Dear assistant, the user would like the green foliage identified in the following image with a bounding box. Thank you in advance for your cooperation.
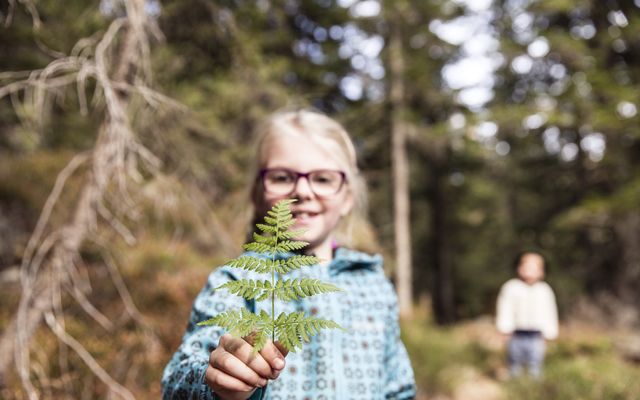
[198,200,344,352]
[403,316,640,399]
[273,311,342,352]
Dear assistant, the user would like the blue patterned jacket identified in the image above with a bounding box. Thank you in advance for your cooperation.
[162,248,416,400]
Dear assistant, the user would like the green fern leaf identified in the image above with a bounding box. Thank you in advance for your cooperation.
[266,257,316,274]
[197,308,266,338]
[284,255,320,270]
[272,279,342,301]
[199,199,344,354]
[217,279,271,300]
[227,256,268,272]
[276,240,308,253]
[197,309,242,330]
[243,242,274,253]
[277,218,296,230]
[273,312,344,352]
[256,223,276,233]
[252,232,277,246]
[277,228,305,240]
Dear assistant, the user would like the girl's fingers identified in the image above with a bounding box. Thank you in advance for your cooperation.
[205,365,256,394]
[259,341,287,378]
[274,341,289,359]
[220,334,274,379]
[211,350,268,388]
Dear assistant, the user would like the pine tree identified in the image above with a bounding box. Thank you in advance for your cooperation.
[198,199,344,352]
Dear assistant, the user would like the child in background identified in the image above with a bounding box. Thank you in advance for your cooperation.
[162,109,416,399]
[496,251,559,379]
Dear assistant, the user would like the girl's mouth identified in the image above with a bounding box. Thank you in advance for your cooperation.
[292,211,319,222]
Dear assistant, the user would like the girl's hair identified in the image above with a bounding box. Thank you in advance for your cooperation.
[247,108,378,252]
[512,250,548,271]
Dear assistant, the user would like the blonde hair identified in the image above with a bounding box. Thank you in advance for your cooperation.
[248,108,378,252]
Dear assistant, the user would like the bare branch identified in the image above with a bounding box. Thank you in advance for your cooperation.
[1,0,17,27]
[97,201,137,246]
[17,0,41,30]
[43,312,135,400]
[103,252,146,324]
[0,2,184,398]
[21,153,89,277]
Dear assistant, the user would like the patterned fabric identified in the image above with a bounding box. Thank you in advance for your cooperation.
[162,248,416,400]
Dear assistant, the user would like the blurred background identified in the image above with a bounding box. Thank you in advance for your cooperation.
[1,0,639,398]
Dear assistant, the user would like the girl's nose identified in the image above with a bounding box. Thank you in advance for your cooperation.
[292,175,314,199]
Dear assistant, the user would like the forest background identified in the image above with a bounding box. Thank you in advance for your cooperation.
[1,0,640,399]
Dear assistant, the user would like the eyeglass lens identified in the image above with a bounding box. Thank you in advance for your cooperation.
[263,169,344,196]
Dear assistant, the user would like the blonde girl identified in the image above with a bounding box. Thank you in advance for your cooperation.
[162,109,416,400]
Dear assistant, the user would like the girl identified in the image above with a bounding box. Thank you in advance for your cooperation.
[162,109,416,400]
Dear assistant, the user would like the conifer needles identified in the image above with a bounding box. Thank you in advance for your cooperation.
[198,199,344,352]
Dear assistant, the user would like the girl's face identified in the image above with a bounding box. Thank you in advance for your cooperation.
[517,254,545,284]
[255,132,354,257]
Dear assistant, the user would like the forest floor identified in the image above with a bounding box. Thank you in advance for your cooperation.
[404,310,640,400]
[2,237,640,399]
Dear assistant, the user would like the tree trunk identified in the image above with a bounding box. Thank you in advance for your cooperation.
[389,13,413,319]
[430,147,456,324]
[614,212,640,307]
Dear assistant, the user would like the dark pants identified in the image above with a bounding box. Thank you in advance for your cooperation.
[508,330,545,378]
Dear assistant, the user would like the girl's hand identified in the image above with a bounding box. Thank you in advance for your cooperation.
[205,333,288,400]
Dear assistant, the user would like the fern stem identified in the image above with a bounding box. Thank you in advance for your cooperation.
[272,214,278,343]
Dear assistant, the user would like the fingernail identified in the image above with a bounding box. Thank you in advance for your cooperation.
[274,358,285,370]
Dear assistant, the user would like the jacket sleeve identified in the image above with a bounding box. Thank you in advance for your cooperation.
[382,282,416,399]
[161,267,266,400]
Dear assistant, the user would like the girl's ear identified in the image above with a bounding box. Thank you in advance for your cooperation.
[340,190,354,217]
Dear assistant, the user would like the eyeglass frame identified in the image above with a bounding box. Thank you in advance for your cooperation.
[257,168,348,198]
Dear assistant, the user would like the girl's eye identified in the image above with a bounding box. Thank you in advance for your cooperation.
[311,172,338,185]
[268,172,294,183]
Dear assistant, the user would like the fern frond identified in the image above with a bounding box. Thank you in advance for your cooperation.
[263,255,319,274]
[264,259,286,274]
[227,256,268,272]
[277,228,304,240]
[256,223,276,233]
[276,240,308,253]
[274,312,344,352]
[247,311,273,353]
[199,199,345,355]
[197,308,264,337]
[197,309,243,330]
[273,279,342,301]
[243,242,273,253]
[252,232,277,246]
[277,218,296,231]
[272,200,295,225]
[198,310,274,352]
[272,199,294,214]
[232,308,266,337]
[284,255,320,270]
[226,255,319,276]
[216,279,272,300]
[266,209,278,218]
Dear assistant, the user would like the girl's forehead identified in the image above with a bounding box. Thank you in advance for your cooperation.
[262,133,346,170]
[521,254,544,266]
